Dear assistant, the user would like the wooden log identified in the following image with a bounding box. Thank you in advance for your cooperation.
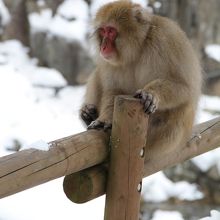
[104,96,148,220]
[63,164,108,204]
[0,130,109,199]
[63,116,220,203]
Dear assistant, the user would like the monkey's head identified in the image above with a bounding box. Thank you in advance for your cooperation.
[93,1,151,66]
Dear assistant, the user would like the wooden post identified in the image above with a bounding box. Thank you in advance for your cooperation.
[104,96,148,220]
[63,116,220,204]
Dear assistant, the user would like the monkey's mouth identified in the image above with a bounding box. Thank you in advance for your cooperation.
[100,51,115,60]
[100,38,115,59]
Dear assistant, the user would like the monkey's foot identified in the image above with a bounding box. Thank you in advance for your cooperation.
[134,90,157,114]
[80,104,98,126]
[88,120,112,132]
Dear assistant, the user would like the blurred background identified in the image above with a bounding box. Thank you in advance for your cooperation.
[0,0,220,219]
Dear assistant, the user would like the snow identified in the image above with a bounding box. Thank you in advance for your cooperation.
[30,67,67,87]
[205,45,220,62]
[0,39,93,220]
[192,148,220,174]
[0,0,10,27]
[190,95,220,174]
[57,0,88,21]
[29,9,52,33]
[154,1,162,9]
[29,0,89,45]
[37,0,46,7]
[142,172,203,202]
[0,178,105,220]
[195,95,219,123]
[22,140,50,151]
[151,210,184,220]
[200,210,220,220]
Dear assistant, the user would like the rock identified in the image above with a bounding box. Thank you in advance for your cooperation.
[148,0,220,50]
[140,200,220,220]
[30,31,47,65]
[163,161,200,183]
[3,0,30,46]
[164,160,220,205]
[207,165,220,181]
[30,32,93,85]
[5,139,22,152]
[202,51,220,96]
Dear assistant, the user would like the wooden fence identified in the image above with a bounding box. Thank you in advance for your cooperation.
[1,96,220,219]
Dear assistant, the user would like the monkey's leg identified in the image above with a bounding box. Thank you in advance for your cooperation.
[145,107,194,161]
[134,79,191,119]
[141,79,190,111]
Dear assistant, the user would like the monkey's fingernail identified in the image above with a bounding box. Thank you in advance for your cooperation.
[144,100,151,108]
[146,93,153,100]
[152,105,157,113]
[104,123,112,131]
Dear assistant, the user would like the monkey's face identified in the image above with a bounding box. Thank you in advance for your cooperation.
[98,25,118,62]
[93,1,151,66]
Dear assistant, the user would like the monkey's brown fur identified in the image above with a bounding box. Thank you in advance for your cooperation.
[81,1,202,157]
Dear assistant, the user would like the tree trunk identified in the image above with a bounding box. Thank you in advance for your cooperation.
[3,0,29,46]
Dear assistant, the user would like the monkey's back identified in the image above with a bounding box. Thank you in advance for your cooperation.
[144,14,202,106]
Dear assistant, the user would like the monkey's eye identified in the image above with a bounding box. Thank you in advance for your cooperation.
[108,27,116,39]
[99,28,106,37]
[99,27,117,38]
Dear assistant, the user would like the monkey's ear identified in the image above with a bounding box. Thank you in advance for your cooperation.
[132,5,151,24]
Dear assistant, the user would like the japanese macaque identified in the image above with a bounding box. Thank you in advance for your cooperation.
[80,1,202,154]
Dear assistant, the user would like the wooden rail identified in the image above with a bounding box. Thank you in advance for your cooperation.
[1,96,220,205]
[63,116,220,203]
[0,130,109,198]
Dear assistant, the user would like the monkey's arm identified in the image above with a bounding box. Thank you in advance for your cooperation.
[84,70,101,105]
[88,90,121,131]
[145,79,190,110]
[136,79,190,112]
[80,70,101,126]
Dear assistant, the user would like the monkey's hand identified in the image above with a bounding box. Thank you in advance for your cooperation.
[80,104,98,126]
[88,120,112,132]
[134,90,158,114]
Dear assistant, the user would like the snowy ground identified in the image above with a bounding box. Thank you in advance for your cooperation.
[0,40,106,220]
[1,0,220,219]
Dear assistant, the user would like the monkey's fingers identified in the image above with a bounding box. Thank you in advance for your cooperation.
[81,111,94,126]
[145,103,157,114]
[103,123,112,131]
[134,89,143,99]
[134,90,157,114]
[80,104,98,126]
[88,120,105,130]
[85,104,98,116]
[144,95,158,114]
[88,120,112,132]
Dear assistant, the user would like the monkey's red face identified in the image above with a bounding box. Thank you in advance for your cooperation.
[98,26,118,60]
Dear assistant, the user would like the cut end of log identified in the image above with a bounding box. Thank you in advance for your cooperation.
[63,164,108,203]
[63,172,93,204]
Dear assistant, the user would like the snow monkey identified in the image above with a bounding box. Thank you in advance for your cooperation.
[80,1,202,155]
